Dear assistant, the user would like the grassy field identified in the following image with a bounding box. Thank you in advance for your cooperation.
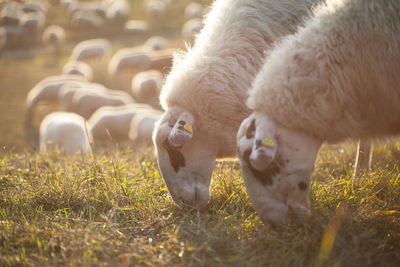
[1,0,400,266]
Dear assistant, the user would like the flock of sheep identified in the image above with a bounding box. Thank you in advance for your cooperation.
[153,0,400,228]
[7,0,400,229]
[18,0,205,154]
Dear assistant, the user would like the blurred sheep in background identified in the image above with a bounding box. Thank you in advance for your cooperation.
[42,25,66,55]
[129,110,162,145]
[70,38,112,62]
[107,47,151,76]
[58,82,107,111]
[71,88,134,119]
[131,69,163,107]
[144,36,168,51]
[124,20,149,35]
[184,2,203,20]
[25,74,88,130]
[181,18,202,44]
[62,61,94,82]
[88,103,154,144]
[39,112,92,155]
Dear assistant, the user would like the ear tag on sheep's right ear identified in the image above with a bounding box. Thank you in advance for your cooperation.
[261,137,275,148]
[183,123,193,134]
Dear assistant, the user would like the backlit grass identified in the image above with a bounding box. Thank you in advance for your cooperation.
[1,143,399,266]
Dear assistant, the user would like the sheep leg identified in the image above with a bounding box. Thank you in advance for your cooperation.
[353,140,373,178]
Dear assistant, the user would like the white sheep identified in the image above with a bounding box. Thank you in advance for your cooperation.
[184,2,203,20]
[20,11,45,32]
[124,20,149,35]
[129,110,162,145]
[181,18,202,44]
[153,0,319,208]
[148,48,174,74]
[70,9,103,29]
[144,36,168,51]
[39,112,92,155]
[42,25,66,55]
[70,38,112,62]
[71,88,135,119]
[62,61,93,82]
[131,70,163,106]
[25,74,87,129]
[107,47,151,76]
[105,0,130,21]
[237,0,400,228]
[58,82,107,111]
[88,103,153,144]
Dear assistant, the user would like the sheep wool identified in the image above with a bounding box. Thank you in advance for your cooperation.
[249,0,400,143]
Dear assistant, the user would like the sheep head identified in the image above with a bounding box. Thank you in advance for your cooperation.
[153,106,217,209]
[237,112,321,229]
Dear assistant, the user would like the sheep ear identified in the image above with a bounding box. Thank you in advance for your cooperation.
[168,111,194,147]
[249,115,278,171]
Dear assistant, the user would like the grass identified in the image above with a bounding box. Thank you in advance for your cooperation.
[1,0,400,266]
[0,143,400,266]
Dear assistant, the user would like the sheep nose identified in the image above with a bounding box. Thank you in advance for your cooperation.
[178,185,209,209]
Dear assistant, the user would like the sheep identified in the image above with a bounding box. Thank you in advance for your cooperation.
[1,3,22,26]
[144,0,167,22]
[184,2,203,20]
[148,48,174,74]
[236,0,400,228]
[131,70,163,107]
[70,9,103,29]
[20,11,45,32]
[153,0,319,209]
[181,18,202,44]
[62,61,93,82]
[144,36,168,51]
[70,38,112,62]
[71,88,135,119]
[107,47,152,76]
[105,0,130,21]
[58,82,107,111]
[124,20,149,35]
[39,112,92,155]
[129,110,162,145]
[25,74,87,129]
[42,25,66,55]
[87,103,154,144]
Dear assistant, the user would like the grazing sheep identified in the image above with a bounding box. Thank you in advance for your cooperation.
[181,18,202,43]
[71,88,135,119]
[145,36,168,51]
[20,11,45,32]
[129,111,162,145]
[148,48,174,74]
[70,9,103,29]
[23,1,48,14]
[70,38,112,62]
[88,103,154,144]
[58,82,107,111]
[25,75,87,129]
[153,0,319,208]
[184,2,203,20]
[131,70,163,106]
[62,61,93,82]
[108,47,151,76]
[144,0,167,22]
[105,0,130,21]
[42,25,66,55]
[237,0,400,228]
[39,112,92,155]
[1,3,22,26]
[124,20,149,34]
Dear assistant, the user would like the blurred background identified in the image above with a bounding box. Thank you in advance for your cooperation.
[0,0,212,154]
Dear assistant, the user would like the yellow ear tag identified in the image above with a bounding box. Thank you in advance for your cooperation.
[261,137,275,148]
[183,123,193,134]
